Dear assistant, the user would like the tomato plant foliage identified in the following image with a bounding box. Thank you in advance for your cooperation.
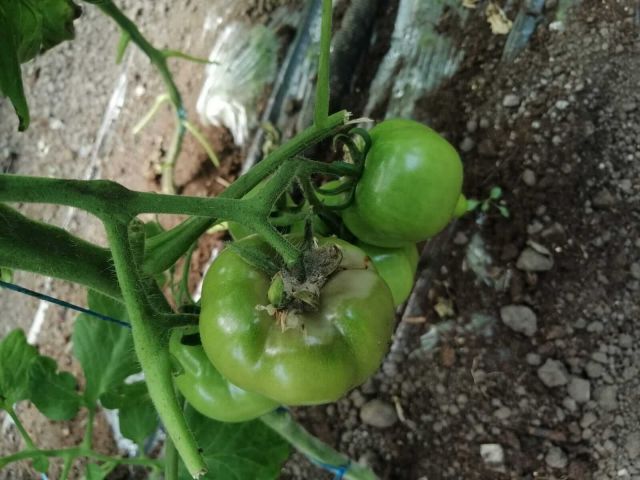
[178,407,290,480]
[0,0,468,476]
[0,0,80,130]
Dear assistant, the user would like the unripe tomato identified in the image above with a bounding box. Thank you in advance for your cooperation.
[343,119,463,247]
[169,326,279,422]
[199,236,395,406]
[357,242,419,306]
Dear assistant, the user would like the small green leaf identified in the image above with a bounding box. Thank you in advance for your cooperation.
[11,0,44,63]
[178,406,290,480]
[0,0,80,131]
[481,201,490,213]
[0,12,30,131]
[119,397,158,450]
[489,186,503,200]
[0,329,38,407]
[100,381,147,409]
[72,291,138,406]
[465,199,480,211]
[29,355,81,420]
[32,456,49,474]
[39,0,81,53]
[497,205,510,218]
[101,382,158,450]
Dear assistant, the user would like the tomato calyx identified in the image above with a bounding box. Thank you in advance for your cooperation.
[264,241,343,317]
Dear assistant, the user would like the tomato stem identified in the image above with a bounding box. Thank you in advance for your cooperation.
[87,0,186,193]
[164,431,180,480]
[5,406,37,451]
[142,110,349,275]
[0,204,121,300]
[314,0,333,127]
[0,447,163,471]
[105,220,206,478]
[261,409,378,480]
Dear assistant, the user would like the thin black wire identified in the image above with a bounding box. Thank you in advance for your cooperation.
[0,280,131,329]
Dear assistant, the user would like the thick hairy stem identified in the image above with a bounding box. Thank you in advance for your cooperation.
[261,410,378,480]
[0,204,120,300]
[0,176,134,220]
[106,221,205,478]
[164,426,179,480]
[143,110,350,275]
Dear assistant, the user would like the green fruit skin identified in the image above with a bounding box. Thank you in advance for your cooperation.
[169,326,279,422]
[199,236,396,406]
[358,242,419,306]
[453,193,468,218]
[343,119,463,247]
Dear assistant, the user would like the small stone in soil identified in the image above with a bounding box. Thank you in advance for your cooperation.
[625,432,640,459]
[580,412,597,429]
[360,400,398,428]
[538,359,569,387]
[592,188,616,208]
[618,333,633,349]
[454,231,469,245]
[567,376,591,403]
[503,94,521,107]
[460,137,475,152]
[545,446,568,469]
[480,444,505,465]
[593,385,618,412]
[585,361,605,378]
[630,262,640,280]
[500,305,538,337]
[586,321,604,333]
[526,352,542,366]
[522,169,536,186]
[516,248,554,272]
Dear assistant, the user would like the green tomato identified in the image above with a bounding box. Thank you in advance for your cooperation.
[358,242,419,306]
[199,236,395,406]
[169,326,279,422]
[453,193,468,218]
[343,119,463,247]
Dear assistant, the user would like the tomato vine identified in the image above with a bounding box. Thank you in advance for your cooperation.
[0,0,467,478]
[0,0,382,478]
